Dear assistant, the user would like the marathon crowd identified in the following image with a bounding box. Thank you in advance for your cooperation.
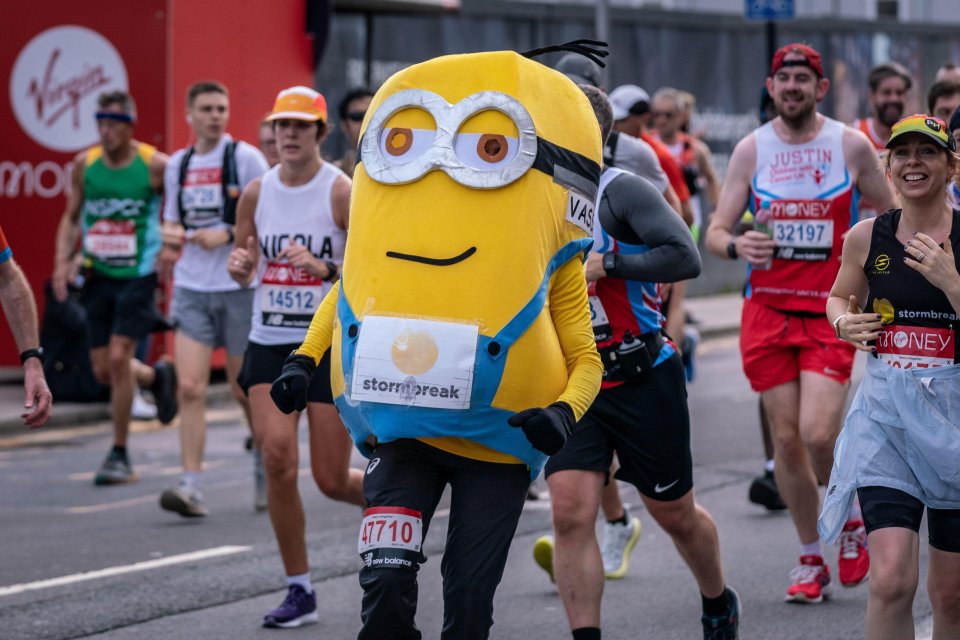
[4,40,958,640]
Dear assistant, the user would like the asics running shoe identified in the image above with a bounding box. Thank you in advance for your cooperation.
[838,519,869,587]
[785,555,832,604]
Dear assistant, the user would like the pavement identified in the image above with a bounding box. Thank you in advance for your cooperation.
[0,292,744,434]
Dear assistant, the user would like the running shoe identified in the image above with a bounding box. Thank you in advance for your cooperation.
[533,535,555,583]
[150,361,179,425]
[94,449,136,485]
[701,587,741,640]
[748,470,787,511]
[253,446,268,512]
[785,555,832,603]
[131,390,158,420]
[838,519,869,587]
[602,516,642,579]
[159,482,208,517]
[262,584,319,628]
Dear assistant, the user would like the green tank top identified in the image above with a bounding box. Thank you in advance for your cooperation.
[81,144,161,279]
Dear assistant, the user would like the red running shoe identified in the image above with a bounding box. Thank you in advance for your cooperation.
[838,519,870,587]
[785,555,832,604]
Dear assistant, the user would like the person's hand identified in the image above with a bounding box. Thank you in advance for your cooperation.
[155,245,179,283]
[584,251,605,283]
[734,230,776,267]
[904,232,960,293]
[837,294,882,352]
[22,360,52,429]
[162,224,186,248]
[190,228,230,250]
[507,402,575,455]
[228,236,257,285]
[51,262,72,303]
[278,239,327,279]
[270,353,316,414]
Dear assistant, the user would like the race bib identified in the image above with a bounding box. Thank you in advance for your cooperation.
[358,507,423,555]
[85,219,136,259]
[771,199,833,261]
[350,316,478,410]
[182,167,223,226]
[258,261,327,329]
[566,189,594,234]
[589,295,612,342]
[875,325,955,369]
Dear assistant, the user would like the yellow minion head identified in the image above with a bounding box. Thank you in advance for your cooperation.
[343,50,602,332]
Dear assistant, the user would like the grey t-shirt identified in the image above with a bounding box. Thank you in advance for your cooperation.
[604,131,669,195]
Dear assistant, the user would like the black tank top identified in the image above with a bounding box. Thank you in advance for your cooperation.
[864,209,960,367]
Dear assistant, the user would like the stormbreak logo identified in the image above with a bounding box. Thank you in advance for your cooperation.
[873,253,891,273]
[10,26,129,152]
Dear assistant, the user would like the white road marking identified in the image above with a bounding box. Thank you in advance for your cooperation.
[0,545,250,597]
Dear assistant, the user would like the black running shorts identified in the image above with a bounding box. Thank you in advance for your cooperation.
[238,342,333,404]
[81,271,164,348]
[545,352,693,502]
[858,486,960,553]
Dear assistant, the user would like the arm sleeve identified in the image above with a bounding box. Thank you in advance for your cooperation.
[602,174,701,283]
[295,281,340,364]
[162,153,181,223]
[549,257,603,421]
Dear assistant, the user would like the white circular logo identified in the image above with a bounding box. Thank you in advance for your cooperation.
[893,331,908,348]
[785,202,798,217]
[9,25,128,153]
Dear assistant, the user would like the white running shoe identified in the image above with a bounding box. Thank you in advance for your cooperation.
[131,391,158,420]
[602,516,642,579]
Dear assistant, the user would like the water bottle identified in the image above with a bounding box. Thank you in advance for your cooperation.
[616,331,651,379]
[754,199,774,270]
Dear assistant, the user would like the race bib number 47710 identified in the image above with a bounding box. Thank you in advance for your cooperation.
[358,507,423,556]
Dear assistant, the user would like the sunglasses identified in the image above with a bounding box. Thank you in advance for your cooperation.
[346,111,367,122]
[651,111,678,119]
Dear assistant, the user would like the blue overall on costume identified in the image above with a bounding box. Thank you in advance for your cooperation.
[333,238,592,479]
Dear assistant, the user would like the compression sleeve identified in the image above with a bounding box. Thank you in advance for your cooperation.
[549,257,603,421]
[295,281,340,364]
[600,173,701,283]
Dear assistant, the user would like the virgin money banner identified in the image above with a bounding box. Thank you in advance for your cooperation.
[0,3,165,366]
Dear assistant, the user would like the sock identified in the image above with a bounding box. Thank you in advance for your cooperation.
[111,445,127,457]
[800,540,823,558]
[764,459,775,473]
[607,508,629,527]
[701,587,730,617]
[572,628,601,640]
[182,471,201,488]
[287,572,313,593]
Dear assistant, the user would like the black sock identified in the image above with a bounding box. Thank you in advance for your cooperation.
[111,445,128,457]
[572,628,601,640]
[606,508,628,526]
[702,587,730,617]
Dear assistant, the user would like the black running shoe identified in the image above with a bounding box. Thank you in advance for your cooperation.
[151,361,178,425]
[749,470,787,511]
[702,587,741,639]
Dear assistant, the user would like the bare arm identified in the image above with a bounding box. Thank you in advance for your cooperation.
[704,133,774,266]
[148,149,168,193]
[227,178,261,287]
[331,174,351,231]
[52,152,86,302]
[845,128,895,213]
[694,139,721,207]
[0,258,52,427]
[827,219,881,351]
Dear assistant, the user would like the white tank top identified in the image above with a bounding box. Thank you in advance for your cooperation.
[249,163,347,345]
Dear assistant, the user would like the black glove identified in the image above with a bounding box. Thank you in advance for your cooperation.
[507,401,575,455]
[270,353,316,414]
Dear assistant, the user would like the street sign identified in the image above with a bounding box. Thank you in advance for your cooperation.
[745,0,794,20]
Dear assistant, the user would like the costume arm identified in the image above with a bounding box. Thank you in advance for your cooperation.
[550,258,602,421]
[295,282,340,365]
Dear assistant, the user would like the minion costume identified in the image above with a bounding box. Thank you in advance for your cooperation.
[270,50,603,638]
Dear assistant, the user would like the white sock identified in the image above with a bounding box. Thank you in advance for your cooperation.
[764,459,775,473]
[182,471,201,489]
[800,540,823,558]
[287,572,314,593]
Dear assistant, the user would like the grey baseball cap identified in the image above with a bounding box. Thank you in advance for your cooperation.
[554,53,603,88]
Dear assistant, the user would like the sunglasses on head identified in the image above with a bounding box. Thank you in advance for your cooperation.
[346,111,366,122]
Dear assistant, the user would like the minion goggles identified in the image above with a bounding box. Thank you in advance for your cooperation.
[358,89,601,199]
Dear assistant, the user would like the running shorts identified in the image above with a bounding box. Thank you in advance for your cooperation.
[238,342,333,404]
[82,271,164,348]
[170,287,253,356]
[858,486,960,553]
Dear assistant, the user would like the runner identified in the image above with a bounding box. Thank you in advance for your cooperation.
[927,79,960,125]
[158,81,269,517]
[333,88,373,179]
[536,84,739,640]
[52,90,177,484]
[0,225,52,428]
[820,114,960,639]
[259,117,281,167]
[705,43,896,603]
[852,63,912,152]
[935,61,960,83]
[227,85,363,628]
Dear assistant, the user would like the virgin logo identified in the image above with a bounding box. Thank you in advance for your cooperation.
[10,25,128,153]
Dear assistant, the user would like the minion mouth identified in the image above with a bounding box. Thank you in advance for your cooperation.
[385,247,477,266]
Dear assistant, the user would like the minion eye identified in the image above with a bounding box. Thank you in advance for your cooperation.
[379,127,436,165]
[454,132,518,170]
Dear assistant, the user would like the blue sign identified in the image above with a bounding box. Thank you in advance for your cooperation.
[745,0,794,19]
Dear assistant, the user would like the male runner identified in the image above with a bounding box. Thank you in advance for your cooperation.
[258,118,280,168]
[928,79,960,124]
[333,88,373,179]
[852,62,912,152]
[705,43,896,602]
[53,91,177,484]
[541,84,739,640]
[1,226,52,428]
[158,81,269,517]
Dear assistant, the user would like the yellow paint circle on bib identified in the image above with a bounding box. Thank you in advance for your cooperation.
[391,330,439,375]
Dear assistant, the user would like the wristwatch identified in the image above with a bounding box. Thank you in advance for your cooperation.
[726,240,738,260]
[19,347,44,365]
[323,260,340,282]
[602,251,620,277]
